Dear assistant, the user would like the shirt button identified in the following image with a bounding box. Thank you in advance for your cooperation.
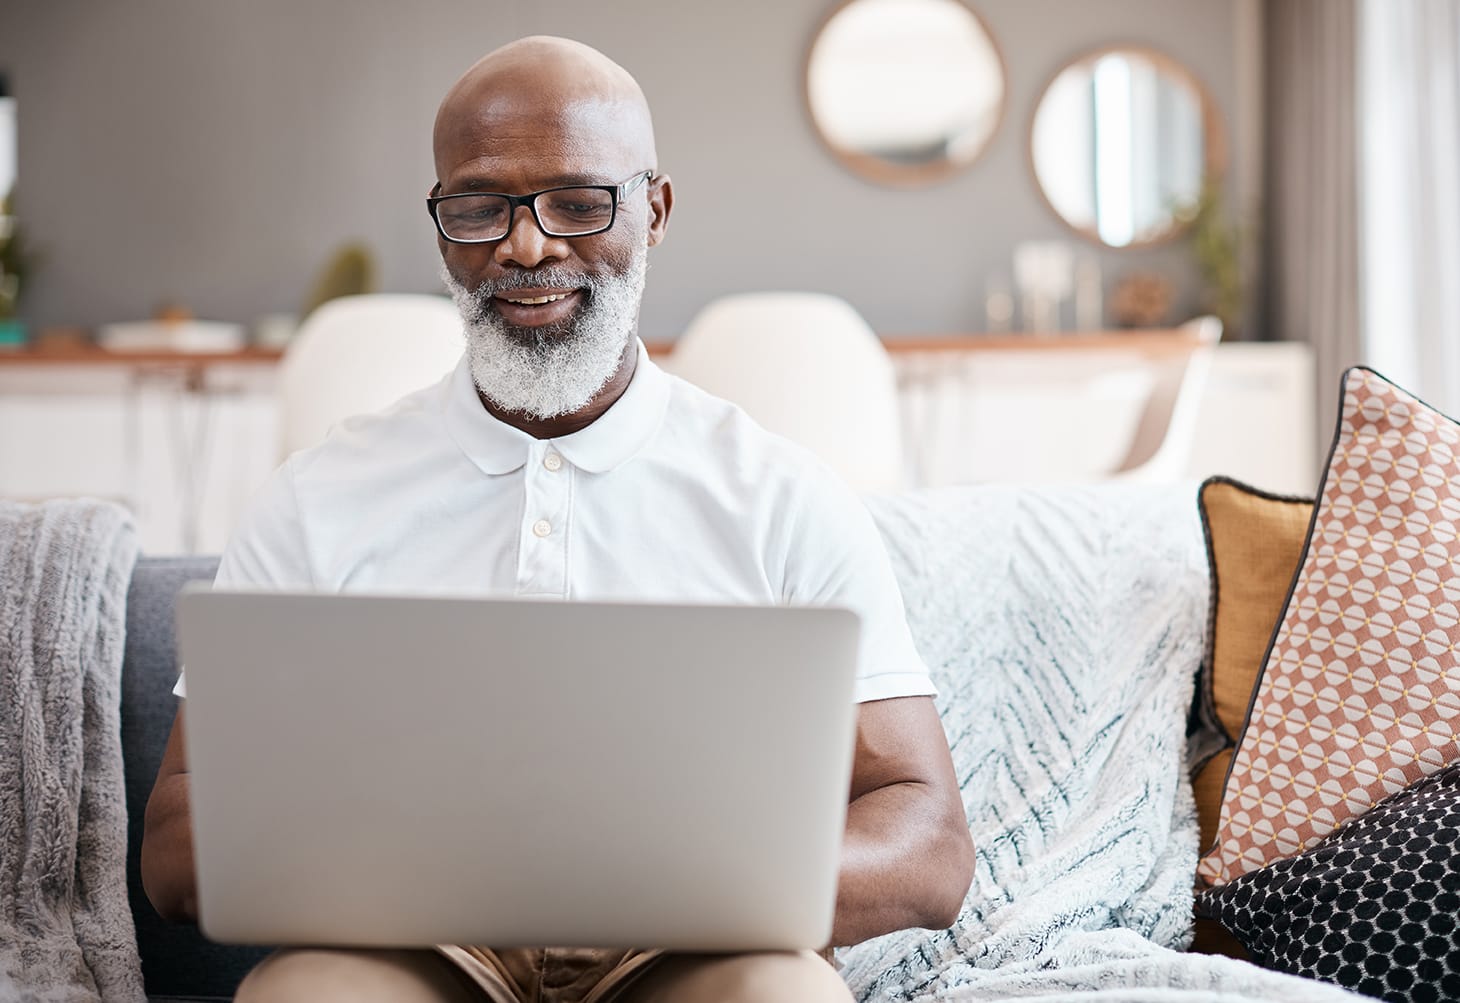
[532,519,552,538]
[543,452,563,472]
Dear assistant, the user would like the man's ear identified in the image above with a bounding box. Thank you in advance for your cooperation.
[646,174,673,247]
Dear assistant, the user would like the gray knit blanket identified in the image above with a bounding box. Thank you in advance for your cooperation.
[0,500,144,1002]
[843,485,1360,1003]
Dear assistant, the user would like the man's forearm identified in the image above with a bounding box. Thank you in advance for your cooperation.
[141,774,199,923]
[831,780,975,946]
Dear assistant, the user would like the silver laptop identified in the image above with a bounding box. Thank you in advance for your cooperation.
[176,588,861,951]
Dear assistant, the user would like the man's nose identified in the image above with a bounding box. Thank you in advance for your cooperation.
[493,205,569,269]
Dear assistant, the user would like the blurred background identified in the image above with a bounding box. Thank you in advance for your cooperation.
[0,0,1454,552]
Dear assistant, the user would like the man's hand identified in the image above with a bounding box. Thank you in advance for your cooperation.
[141,705,199,922]
[833,695,974,946]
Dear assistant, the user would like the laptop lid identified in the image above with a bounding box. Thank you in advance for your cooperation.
[177,589,860,951]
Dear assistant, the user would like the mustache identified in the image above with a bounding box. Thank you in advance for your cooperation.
[473,268,601,299]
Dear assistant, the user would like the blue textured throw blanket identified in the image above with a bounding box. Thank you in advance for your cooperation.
[842,485,1360,1003]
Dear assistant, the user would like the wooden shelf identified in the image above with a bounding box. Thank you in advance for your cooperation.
[0,344,286,367]
[1,328,1198,367]
[644,328,1203,358]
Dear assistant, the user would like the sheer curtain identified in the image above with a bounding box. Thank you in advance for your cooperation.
[1360,0,1460,415]
[1265,0,1363,455]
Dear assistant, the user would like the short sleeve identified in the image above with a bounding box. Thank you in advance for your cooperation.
[173,459,312,697]
[780,473,935,705]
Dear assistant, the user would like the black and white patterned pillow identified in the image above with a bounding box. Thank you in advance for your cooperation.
[1196,760,1460,1003]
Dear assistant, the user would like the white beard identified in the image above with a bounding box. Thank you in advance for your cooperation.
[440,248,647,420]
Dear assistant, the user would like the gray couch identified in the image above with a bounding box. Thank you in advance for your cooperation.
[122,556,268,1001]
[114,488,1277,1001]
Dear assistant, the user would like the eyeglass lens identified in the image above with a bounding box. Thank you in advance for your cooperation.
[437,188,615,241]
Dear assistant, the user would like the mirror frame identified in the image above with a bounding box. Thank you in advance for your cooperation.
[1027,43,1228,249]
[804,0,1009,189]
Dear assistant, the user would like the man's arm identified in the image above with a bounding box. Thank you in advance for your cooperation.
[832,695,974,946]
[141,705,199,922]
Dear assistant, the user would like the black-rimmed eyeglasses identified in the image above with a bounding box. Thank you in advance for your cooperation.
[427,171,653,244]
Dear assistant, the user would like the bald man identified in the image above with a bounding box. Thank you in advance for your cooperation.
[141,37,975,1003]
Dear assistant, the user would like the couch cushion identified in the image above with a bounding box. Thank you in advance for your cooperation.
[122,556,271,998]
[1197,368,1460,887]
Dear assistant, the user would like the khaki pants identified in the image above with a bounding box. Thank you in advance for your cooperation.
[235,945,852,1003]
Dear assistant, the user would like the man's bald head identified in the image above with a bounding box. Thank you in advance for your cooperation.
[433,36,657,184]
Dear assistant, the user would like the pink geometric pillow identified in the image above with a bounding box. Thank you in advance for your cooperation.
[1197,367,1460,887]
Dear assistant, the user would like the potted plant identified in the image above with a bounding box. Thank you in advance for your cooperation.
[1177,182,1248,338]
[0,189,33,347]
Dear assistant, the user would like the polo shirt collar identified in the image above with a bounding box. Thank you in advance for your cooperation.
[444,339,670,476]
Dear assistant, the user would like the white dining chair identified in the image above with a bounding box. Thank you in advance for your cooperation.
[277,294,464,458]
[663,292,905,492]
[1107,315,1223,481]
[899,316,1222,486]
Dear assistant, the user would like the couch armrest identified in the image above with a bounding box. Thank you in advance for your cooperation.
[121,556,271,998]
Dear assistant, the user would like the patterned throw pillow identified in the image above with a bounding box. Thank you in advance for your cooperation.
[1196,761,1460,1003]
[1197,368,1460,887]
[1191,477,1314,854]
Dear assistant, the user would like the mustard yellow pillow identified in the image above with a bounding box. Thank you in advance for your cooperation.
[1192,477,1313,855]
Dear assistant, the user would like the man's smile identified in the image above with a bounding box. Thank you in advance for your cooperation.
[491,287,584,327]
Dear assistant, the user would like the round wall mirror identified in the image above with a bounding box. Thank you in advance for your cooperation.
[806,0,1006,188]
[1030,46,1225,248]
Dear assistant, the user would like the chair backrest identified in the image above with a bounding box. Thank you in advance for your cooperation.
[664,292,904,492]
[1110,315,1222,481]
[898,317,1222,486]
[278,294,464,457]
[905,355,1156,484]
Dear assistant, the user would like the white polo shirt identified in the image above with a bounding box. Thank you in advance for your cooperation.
[177,341,933,704]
